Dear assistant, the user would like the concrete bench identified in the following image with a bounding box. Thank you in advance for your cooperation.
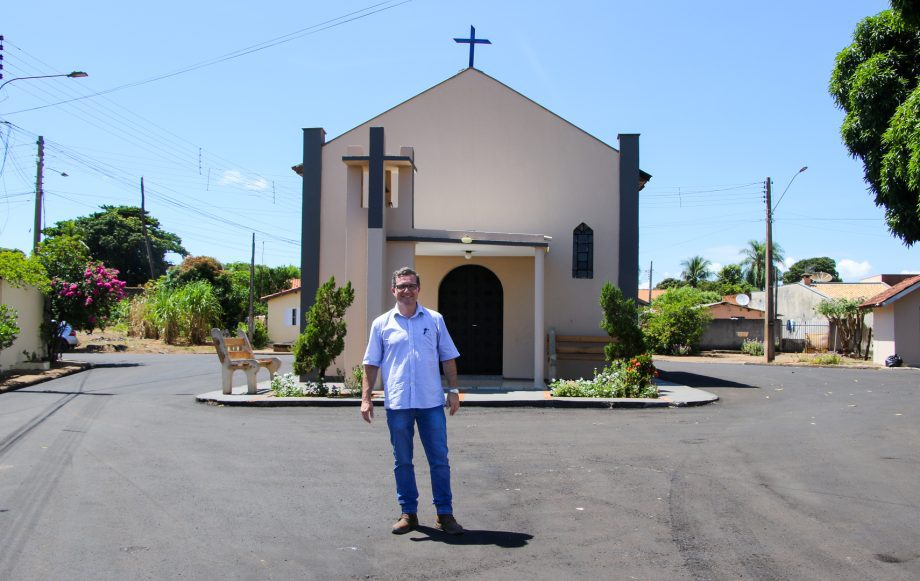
[211,328,281,395]
[547,328,616,379]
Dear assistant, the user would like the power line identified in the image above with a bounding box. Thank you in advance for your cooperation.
[3,0,413,115]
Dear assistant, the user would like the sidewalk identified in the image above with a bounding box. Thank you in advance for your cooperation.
[0,359,718,407]
[195,379,718,408]
[0,362,91,394]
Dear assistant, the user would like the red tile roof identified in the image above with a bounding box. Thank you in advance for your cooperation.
[260,278,303,301]
[860,275,920,308]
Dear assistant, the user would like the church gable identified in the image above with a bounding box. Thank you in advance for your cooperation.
[325,69,622,235]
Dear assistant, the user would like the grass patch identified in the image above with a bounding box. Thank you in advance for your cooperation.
[797,353,842,365]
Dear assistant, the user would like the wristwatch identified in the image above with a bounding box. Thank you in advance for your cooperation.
[447,388,459,394]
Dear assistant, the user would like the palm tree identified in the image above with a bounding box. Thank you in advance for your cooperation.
[739,240,784,290]
[680,255,713,287]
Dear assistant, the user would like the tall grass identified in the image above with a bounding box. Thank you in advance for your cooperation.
[179,281,222,343]
[130,281,222,344]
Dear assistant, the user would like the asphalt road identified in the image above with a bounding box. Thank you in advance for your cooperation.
[0,353,917,580]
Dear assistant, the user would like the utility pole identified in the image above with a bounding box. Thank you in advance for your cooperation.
[248,233,255,341]
[33,136,44,253]
[140,177,156,280]
[764,177,775,362]
[648,261,653,304]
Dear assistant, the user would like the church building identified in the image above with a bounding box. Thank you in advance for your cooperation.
[292,66,649,385]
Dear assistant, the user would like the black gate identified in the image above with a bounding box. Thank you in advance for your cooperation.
[438,265,503,375]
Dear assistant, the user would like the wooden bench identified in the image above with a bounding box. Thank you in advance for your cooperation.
[211,328,282,395]
[546,328,617,379]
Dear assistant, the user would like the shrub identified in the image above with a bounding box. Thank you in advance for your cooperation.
[270,372,304,397]
[45,261,127,360]
[550,354,659,398]
[342,364,364,397]
[236,319,270,349]
[0,304,20,351]
[741,338,764,356]
[641,286,713,355]
[293,277,355,384]
[599,282,645,361]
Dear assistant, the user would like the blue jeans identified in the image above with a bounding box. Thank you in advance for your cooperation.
[386,405,453,515]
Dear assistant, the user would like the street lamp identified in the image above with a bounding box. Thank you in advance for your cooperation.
[0,70,89,252]
[773,166,808,212]
[0,71,88,92]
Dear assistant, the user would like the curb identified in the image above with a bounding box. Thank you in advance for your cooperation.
[195,385,719,409]
[0,362,92,394]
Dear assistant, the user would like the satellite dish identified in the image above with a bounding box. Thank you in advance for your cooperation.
[735,293,751,306]
[812,271,833,283]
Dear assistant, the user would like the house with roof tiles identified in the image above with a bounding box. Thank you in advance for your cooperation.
[860,275,920,367]
[751,276,891,352]
[261,278,301,346]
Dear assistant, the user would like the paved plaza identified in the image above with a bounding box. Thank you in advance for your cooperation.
[0,353,918,580]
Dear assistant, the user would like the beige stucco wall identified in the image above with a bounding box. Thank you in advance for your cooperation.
[872,290,920,367]
[316,69,623,377]
[0,281,46,369]
[415,256,535,378]
[893,292,920,366]
[265,292,301,344]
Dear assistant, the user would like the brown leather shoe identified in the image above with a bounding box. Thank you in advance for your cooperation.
[392,513,418,534]
[435,514,465,535]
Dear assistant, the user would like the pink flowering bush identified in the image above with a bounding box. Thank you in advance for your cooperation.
[49,262,127,333]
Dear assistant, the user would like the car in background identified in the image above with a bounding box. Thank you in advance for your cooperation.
[58,322,79,352]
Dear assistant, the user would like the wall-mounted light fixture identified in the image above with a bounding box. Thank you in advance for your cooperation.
[464,250,473,260]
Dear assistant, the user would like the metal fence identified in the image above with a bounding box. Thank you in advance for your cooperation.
[780,321,830,352]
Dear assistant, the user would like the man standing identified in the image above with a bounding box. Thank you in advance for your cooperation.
[361,267,464,535]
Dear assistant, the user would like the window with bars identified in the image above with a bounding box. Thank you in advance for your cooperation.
[572,223,593,279]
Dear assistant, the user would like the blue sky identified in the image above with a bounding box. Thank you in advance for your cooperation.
[1,0,915,286]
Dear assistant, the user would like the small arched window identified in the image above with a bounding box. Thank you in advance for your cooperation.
[572,223,593,279]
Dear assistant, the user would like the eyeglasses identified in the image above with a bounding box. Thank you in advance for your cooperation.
[394,283,419,291]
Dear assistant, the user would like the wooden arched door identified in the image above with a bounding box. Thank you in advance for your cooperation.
[438,265,503,375]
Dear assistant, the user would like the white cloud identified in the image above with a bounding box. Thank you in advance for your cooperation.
[708,262,723,274]
[218,170,269,191]
[837,258,872,281]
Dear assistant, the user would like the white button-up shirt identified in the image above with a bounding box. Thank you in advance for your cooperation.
[363,304,460,410]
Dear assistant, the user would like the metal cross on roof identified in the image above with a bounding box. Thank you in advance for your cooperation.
[454,25,491,69]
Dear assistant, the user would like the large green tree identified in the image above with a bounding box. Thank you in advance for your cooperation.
[830,2,920,245]
[782,257,841,284]
[43,205,187,286]
[739,240,785,290]
[224,262,300,302]
[679,255,713,288]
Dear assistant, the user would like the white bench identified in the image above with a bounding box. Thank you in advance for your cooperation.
[211,328,281,394]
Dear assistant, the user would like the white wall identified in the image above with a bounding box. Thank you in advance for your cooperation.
[0,281,46,369]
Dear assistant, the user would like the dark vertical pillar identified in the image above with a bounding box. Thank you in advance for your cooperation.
[618,134,640,302]
[300,128,325,333]
[368,127,384,229]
